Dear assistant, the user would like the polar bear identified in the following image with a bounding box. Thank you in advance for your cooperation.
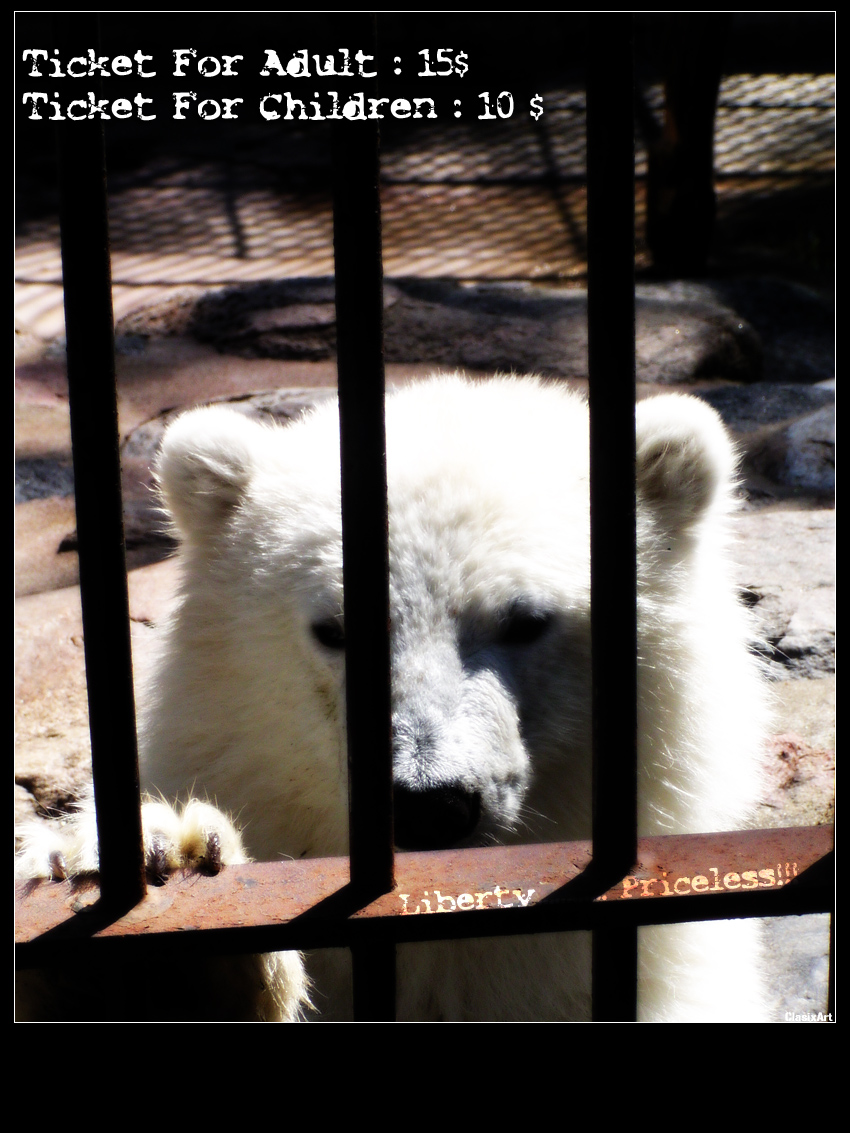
[17,375,769,1021]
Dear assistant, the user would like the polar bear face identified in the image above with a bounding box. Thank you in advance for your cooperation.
[145,375,757,865]
[380,382,594,848]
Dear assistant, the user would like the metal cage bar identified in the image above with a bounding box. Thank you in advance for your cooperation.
[331,13,396,1021]
[586,15,640,1022]
[54,12,146,913]
[16,826,833,963]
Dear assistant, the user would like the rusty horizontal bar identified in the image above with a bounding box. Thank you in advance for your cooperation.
[16,826,832,968]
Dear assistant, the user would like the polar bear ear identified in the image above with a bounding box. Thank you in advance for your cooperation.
[635,395,737,533]
[156,407,265,542]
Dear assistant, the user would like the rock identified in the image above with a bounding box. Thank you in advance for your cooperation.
[695,277,834,385]
[746,405,835,498]
[15,497,80,598]
[14,560,180,826]
[736,507,835,678]
[384,279,767,384]
[758,733,835,826]
[695,380,835,501]
[168,276,831,386]
[175,277,769,385]
[770,671,835,752]
[14,457,75,504]
[183,280,342,360]
[763,914,832,1021]
[15,585,100,821]
[696,379,834,433]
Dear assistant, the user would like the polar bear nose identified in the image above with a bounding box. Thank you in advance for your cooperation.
[393,785,482,850]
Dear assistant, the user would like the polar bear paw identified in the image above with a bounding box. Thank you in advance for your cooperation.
[16,799,312,1021]
[138,798,250,883]
[15,796,249,884]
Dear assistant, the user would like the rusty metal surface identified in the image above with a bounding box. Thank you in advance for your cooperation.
[16,826,833,967]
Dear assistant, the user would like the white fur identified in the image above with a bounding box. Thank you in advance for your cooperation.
[18,376,769,1021]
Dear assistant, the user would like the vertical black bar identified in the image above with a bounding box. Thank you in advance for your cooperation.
[331,13,396,1019]
[53,14,146,908]
[645,14,729,275]
[350,938,396,1022]
[586,16,639,1020]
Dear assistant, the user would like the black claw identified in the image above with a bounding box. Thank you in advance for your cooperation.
[147,835,170,885]
[48,850,68,881]
[202,831,222,875]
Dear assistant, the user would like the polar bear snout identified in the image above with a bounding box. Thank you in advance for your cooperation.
[393,784,482,851]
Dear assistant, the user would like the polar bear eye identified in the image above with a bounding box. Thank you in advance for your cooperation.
[497,607,554,646]
[311,619,345,650]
